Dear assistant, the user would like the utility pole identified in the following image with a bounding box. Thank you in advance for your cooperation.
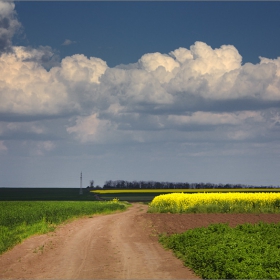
[79,172,83,195]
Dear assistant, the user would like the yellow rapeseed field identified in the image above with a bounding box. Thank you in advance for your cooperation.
[149,192,280,213]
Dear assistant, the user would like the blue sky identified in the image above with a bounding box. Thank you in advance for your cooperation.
[1,1,280,188]
[14,1,280,66]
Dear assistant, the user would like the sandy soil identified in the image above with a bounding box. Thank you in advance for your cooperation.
[1,203,280,279]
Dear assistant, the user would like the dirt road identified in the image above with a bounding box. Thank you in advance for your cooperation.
[0,203,200,279]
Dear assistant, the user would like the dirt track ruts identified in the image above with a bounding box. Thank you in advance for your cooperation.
[0,203,200,279]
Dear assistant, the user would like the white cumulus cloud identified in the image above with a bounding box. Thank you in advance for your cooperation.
[67,113,114,143]
[0,1,21,54]
[0,1,280,150]
[33,141,55,156]
[62,39,76,46]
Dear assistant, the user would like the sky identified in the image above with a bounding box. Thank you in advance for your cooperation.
[1,1,280,188]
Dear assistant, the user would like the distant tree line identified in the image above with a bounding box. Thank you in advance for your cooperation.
[87,180,102,189]
[102,180,279,189]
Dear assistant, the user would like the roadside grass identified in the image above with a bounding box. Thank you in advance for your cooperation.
[159,222,280,279]
[0,200,129,255]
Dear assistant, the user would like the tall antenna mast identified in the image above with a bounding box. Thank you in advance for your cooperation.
[79,172,83,195]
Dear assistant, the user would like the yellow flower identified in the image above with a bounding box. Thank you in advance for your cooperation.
[149,192,280,213]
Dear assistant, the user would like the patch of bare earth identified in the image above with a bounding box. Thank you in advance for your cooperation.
[1,203,280,279]
[147,211,280,235]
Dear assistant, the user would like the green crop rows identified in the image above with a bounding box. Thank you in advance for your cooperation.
[0,201,128,254]
[160,222,280,279]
